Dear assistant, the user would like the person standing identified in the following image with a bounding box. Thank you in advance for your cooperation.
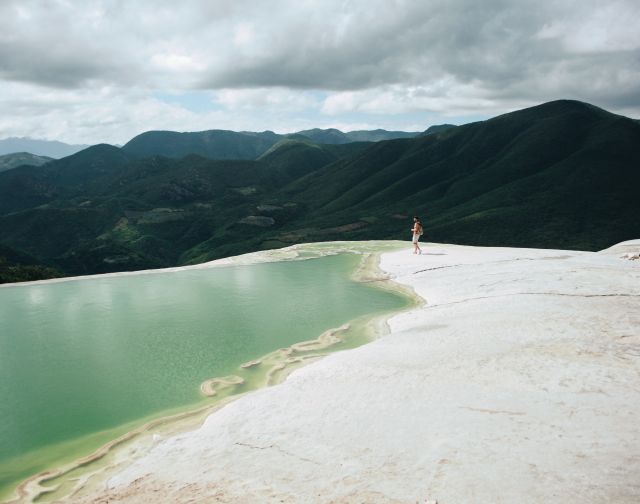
[411,216,423,254]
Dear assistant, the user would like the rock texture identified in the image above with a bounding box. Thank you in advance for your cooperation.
[76,240,640,503]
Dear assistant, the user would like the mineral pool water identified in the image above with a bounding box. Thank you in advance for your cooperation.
[0,252,409,500]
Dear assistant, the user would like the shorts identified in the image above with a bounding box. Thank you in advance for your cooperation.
[412,233,420,244]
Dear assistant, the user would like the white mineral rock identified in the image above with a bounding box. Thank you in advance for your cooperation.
[77,240,640,504]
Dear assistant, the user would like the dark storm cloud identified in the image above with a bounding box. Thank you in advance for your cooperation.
[0,1,139,88]
[197,0,640,112]
[0,44,120,88]
[206,0,538,90]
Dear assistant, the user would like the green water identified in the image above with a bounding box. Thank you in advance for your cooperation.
[0,253,408,498]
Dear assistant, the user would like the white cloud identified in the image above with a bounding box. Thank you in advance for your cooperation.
[0,0,639,144]
[233,23,256,47]
[150,52,206,73]
[322,83,513,118]
[536,2,640,54]
[215,88,319,112]
[0,83,323,144]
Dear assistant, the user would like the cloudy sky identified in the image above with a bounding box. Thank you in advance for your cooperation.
[1,0,639,145]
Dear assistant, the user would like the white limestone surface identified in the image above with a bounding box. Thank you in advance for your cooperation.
[76,241,640,504]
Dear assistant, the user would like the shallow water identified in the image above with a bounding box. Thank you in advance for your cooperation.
[0,252,408,499]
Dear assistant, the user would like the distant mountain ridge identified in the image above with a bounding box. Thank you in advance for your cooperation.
[0,152,53,172]
[122,129,281,160]
[420,124,457,136]
[0,100,638,282]
[121,127,423,160]
[0,138,89,158]
[3,127,431,165]
[295,128,421,144]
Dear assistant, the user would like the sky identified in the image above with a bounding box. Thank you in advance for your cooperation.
[1,0,639,145]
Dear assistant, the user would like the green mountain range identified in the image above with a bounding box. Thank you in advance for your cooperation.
[122,130,281,160]
[1,100,638,283]
[120,127,423,160]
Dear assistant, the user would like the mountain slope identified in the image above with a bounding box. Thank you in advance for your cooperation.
[420,124,457,136]
[344,129,421,142]
[0,100,638,281]
[296,128,420,144]
[258,139,371,181]
[0,144,131,214]
[281,100,640,250]
[122,130,282,160]
[0,149,322,275]
[121,127,422,161]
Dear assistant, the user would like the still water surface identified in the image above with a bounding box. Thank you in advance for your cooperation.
[0,253,408,497]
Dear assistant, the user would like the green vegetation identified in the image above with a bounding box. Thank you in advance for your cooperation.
[0,258,61,283]
[1,100,638,282]
[420,124,457,136]
[122,129,281,160]
[120,127,418,160]
[296,128,422,144]
[0,245,61,283]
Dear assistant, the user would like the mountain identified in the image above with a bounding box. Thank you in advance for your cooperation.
[122,128,419,160]
[41,143,132,189]
[258,138,371,181]
[0,144,132,214]
[279,100,640,251]
[0,144,335,276]
[343,129,421,142]
[296,128,420,144]
[122,130,282,160]
[0,99,638,282]
[0,138,89,158]
[420,124,457,136]
[0,152,53,172]
[294,128,351,144]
